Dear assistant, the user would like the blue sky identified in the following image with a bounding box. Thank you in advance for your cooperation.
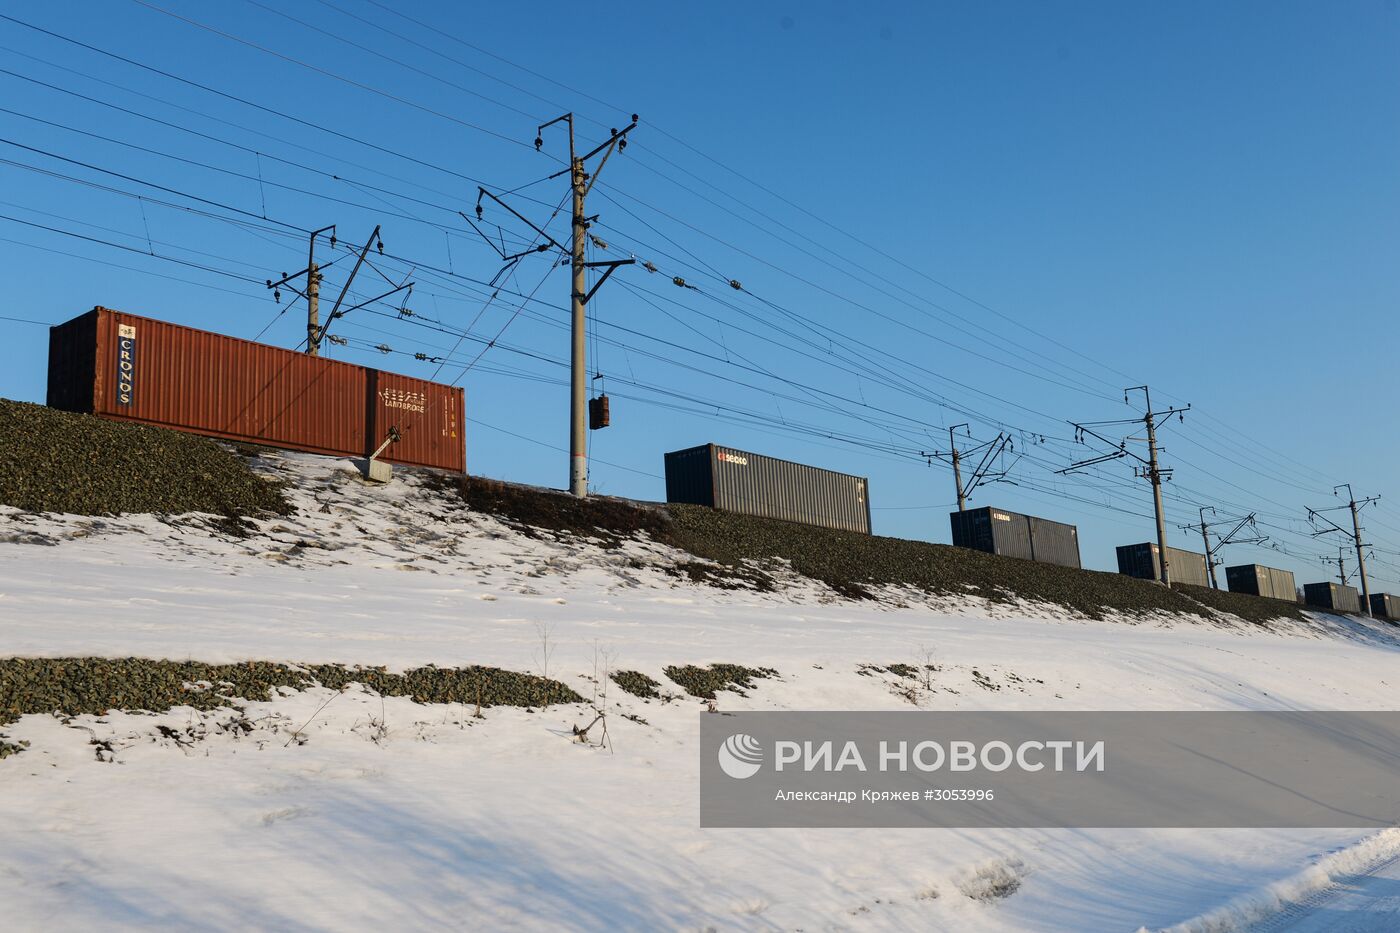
[2,0,1398,586]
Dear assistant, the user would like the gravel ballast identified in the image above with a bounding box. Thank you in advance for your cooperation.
[446,473,1308,625]
[0,657,583,729]
[0,398,289,518]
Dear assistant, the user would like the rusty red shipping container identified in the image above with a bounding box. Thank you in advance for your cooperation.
[46,307,465,472]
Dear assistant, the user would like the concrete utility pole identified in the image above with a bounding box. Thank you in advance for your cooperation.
[534,113,638,498]
[1348,491,1372,615]
[569,132,589,499]
[922,425,1014,514]
[1062,385,1189,586]
[948,424,967,511]
[1184,506,1266,590]
[306,261,320,357]
[265,225,336,355]
[1141,389,1171,585]
[1197,507,1216,588]
[1325,547,1348,587]
[1307,484,1380,618]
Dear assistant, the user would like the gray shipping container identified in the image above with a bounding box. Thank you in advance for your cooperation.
[1116,542,1211,588]
[949,506,1081,569]
[1304,582,1362,613]
[1370,593,1398,619]
[1225,564,1297,602]
[663,443,871,534]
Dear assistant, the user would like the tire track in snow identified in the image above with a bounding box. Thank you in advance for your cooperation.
[1152,829,1400,933]
[1248,851,1400,932]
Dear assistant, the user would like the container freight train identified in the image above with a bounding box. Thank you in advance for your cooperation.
[1225,564,1298,602]
[1304,582,1362,614]
[1370,593,1399,619]
[949,506,1081,569]
[1115,542,1211,588]
[663,443,871,534]
[46,307,465,472]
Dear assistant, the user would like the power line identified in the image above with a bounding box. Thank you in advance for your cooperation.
[4,7,1362,511]
[126,0,547,156]
[0,44,1338,509]
[1,22,1385,564]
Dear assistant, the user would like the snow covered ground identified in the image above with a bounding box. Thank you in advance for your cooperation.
[2,450,1398,932]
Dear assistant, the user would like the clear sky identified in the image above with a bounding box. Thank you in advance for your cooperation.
[2,1,1398,587]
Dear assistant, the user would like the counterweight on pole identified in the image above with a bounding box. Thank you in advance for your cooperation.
[482,112,638,499]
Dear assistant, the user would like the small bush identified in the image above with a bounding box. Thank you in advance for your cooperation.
[664,663,776,700]
[611,670,663,699]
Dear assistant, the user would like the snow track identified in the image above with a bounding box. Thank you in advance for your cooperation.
[1249,851,1400,932]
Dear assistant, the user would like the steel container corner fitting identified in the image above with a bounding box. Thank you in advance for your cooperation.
[1115,542,1211,588]
[1224,564,1297,602]
[46,307,465,472]
[663,443,872,534]
[949,506,1081,569]
[1304,581,1362,613]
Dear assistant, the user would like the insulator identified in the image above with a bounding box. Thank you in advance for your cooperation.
[534,136,543,151]
[400,308,414,318]
[618,137,627,151]
[631,113,638,122]
[377,239,384,254]
[265,278,272,287]
[414,352,427,361]
[273,289,281,303]
[673,276,686,288]
[329,235,337,248]
[610,127,618,136]
[642,261,658,273]
[475,204,483,221]
[376,344,391,354]
[729,279,742,290]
